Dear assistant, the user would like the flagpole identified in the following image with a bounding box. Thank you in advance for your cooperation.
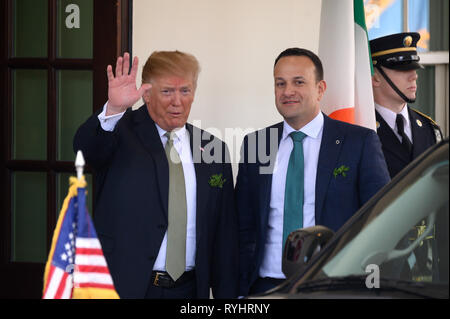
[75,150,85,181]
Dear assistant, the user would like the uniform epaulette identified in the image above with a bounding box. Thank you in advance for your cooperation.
[410,107,438,126]
[410,108,443,142]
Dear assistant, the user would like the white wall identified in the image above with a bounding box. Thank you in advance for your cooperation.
[133,0,322,177]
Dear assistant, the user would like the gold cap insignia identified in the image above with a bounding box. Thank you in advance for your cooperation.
[416,119,422,127]
[376,121,380,129]
[373,60,377,65]
[403,36,413,47]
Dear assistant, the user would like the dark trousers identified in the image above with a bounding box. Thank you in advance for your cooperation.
[249,277,285,295]
[145,276,197,299]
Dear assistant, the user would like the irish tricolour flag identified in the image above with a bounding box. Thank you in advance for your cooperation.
[319,0,376,131]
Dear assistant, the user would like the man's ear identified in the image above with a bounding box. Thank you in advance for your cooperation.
[372,70,382,88]
[317,80,327,101]
[142,86,151,103]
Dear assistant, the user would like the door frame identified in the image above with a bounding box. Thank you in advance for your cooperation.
[0,0,132,298]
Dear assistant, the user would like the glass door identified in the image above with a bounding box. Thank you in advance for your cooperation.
[0,0,132,298]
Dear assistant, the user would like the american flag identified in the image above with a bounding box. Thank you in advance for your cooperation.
[43,176,119,299]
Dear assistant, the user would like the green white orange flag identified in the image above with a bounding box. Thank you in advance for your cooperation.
[319,0,376,131]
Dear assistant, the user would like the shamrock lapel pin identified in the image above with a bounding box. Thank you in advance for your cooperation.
[333,165,350,178]
[209,173,226,188]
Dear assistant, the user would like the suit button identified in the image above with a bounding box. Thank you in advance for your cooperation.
[148,256,155,261]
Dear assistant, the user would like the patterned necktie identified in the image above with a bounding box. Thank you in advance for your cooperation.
[283,131,307,247]
[164,131,187,281]
[396,114,413,156]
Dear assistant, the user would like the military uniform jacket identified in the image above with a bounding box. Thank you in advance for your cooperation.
[376,106,442,178]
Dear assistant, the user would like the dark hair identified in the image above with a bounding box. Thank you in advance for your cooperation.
[274,48,324,82]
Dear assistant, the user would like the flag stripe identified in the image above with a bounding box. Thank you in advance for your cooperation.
[44,266,63,299]
[328,107,355,123]
[43,265,56,298]
[54,271,69,299]
[75,254,108,266]
[353,0,373,75]
[61,274,73,299]
[353,0,367,29]
[76,265,111,274]
[74,272,114,285]
[319,0,355,123]
[76,248,103,255]
[354,22,376,131]
[76,237,102,249]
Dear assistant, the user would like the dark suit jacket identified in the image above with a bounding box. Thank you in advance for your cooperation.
[376,107,441,178]
[73,105,238,299]
[236,114,390,296]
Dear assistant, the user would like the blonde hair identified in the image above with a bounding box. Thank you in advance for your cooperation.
[141,50,201,87]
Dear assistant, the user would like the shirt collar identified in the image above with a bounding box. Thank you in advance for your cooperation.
[282,112,324,141]
[155,123,186,143]
[375,103,410,131]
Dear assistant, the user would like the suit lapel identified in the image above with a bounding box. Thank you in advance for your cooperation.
[187,123,212,220]
[133,106,169,219]
[408,107,427,159]
[315,115,344,224]
[375,110,410,164]
[258,122,283,225]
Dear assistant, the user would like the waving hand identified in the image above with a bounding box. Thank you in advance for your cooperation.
[106,52,152,115]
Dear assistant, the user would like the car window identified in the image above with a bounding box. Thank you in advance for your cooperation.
[319,152,448,285]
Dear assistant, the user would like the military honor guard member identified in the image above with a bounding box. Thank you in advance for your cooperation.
[370,32,443,178]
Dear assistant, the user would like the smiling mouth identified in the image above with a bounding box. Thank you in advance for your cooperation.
[282,100,300,105]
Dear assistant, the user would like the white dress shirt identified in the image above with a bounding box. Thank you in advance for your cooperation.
[98,102,197,272]
[375,103,413,144]
[259,112,324,279]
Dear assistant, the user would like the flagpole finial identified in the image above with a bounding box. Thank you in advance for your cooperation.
[75,150,85,180]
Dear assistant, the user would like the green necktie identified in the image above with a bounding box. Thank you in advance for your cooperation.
[283,131,306,247]
[164,131,187,281]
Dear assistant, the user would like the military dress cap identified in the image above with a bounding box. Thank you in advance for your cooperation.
[370,32,423,70]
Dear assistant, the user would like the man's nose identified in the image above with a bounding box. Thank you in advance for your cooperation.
[409,70,418,81]
[283,83,295,96]
[172,92,182,105]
